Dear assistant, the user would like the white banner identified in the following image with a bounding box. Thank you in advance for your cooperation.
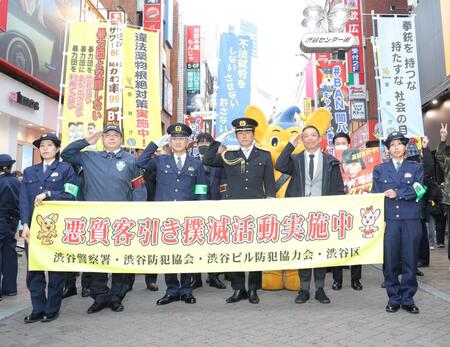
[377,16,423,139]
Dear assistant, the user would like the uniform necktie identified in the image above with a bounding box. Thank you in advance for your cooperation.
[176,156,183,171]
[309,154,314,180]
[395,161,401,172]
[107,152,115,159]
[43,164,49,174]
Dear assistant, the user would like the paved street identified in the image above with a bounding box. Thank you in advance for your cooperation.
[1,248,450,347]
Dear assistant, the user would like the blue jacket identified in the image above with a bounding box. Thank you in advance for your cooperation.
[61,139,146,202]
[19,161,78,226]
[0,173,20,238]
[372,159,423,220]
[137,142,207,201]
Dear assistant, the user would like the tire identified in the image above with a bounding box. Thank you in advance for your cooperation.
[4,36,34,75]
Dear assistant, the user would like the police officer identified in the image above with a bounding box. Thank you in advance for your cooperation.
[0,154,20,300]
[20,133,78,323]
[372,132,424,314]
[203,118,276,304]
[137,123,207,305]
[61,124,146,314]
[191,132,227,290]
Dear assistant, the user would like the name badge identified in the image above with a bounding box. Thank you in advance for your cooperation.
[50,172,59,177]
[188,166,195,172]
[404,173,412,178]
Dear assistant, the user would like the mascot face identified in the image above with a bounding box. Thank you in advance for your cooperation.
[263,125,302,165]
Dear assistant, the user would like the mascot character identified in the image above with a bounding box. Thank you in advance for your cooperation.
[244,104,331,290]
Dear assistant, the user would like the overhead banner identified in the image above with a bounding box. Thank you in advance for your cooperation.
[28,194,384,273]
[185,25,201,114]
[122,28,161,149]
[377,16,423,138]
[216,33,253,143]
[61,22,108,150]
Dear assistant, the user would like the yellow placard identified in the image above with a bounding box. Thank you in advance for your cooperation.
[28,194,385,273]
[61,22,108,150]
[122,28,161,149]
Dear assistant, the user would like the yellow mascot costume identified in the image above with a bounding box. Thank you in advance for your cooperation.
[244,104,331,290]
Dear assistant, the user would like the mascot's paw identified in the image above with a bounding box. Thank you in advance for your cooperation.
[262,271,284,290]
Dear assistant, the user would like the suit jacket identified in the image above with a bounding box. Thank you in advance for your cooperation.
[136,142,207,201]
[203,141,275,200]
[275,142,344,197]
[371,159,423,220]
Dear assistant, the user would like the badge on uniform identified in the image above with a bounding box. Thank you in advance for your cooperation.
[116,161,126,172]
[50,172,59,177]
[188,166,195,172]
[404,173,412,178]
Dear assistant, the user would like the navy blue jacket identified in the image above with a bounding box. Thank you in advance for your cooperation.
[137,142,207,201]
[371,159,423,220]
[0,173,20,238]
[19,161,78,226]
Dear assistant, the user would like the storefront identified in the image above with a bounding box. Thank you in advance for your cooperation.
[0,72,59,172]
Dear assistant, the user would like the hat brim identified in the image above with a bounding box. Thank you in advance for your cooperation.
[103,129,123,136]
[383,138,409,148]
[234,127,256,132]
[33,138,61,148]
[170,133,190,138]
[0,160,16,166]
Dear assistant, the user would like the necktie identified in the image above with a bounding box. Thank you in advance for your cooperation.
[395,161,401,171]
[309,154,314,180]
[106,152,115,159]
[43,164,49,174]
[176,156,183,171]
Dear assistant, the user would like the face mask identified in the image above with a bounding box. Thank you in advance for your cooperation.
[334,145,349,151]
[198,146,208,155]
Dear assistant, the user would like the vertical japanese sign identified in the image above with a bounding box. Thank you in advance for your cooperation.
[216,32,253,142]
[143,0,161,31]
[185,25,201,114]
[377,17,423,138]
[0,0,7,32]
[61,22,108,150]
[122,28,161,149]
[345,0,365,83]
[105,12,124,126]
[316,53,349,154]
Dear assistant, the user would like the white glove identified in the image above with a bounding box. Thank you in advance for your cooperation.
[155,134,171,148]
[215,129,234,143]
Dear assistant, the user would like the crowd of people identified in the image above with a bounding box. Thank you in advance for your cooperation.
[0,119,449,322]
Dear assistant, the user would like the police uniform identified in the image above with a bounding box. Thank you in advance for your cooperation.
[136,123,207,305]
[371,132,423,313]
[19,134,78,322]
[61,125,146,312]
[203,118,276,303]
[0,154,20,298]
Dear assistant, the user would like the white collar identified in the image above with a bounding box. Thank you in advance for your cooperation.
[43,159,56,167]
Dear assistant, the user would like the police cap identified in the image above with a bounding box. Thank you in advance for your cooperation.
[167,123,192,137]
[32,133,61,148]
[231,117,258,132]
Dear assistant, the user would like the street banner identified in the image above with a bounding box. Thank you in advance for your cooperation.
[29,194,384,273]
[377,16,423,138]
[216,33,252,143]
[61,22,108,150]
[122,27,161,149]
[0,0,7,32]
[316,53,349,154]
[345,0,365,84]
[143,0,161,31]
[334,148,381,194]
[185,25,201,114]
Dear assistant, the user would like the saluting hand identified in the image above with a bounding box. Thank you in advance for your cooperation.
[155,134,171,148]
[86,130,103,145]
[440,123,448,142]
[289,133,301,148]
[422,136,429,148]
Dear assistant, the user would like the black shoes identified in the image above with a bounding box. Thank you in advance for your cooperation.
[331,281,342,290]
[146,282,159,291]
[87,302,108,314]
[351,280,363,291]
[41,312,59,322]
[416,269,424,276]
[248,290,260,304]
[315,288,331,304]
[208,275,226,289]
[24,312,44,324]
[62,286,77,299]
[111,302,124,312]
[191,278,203,289]
[402,304,419,314]
[81,287,90,297]
[156,294,180,305]
[386,304,400,313]
[226,289,248,303]
[180,293,196,304]
[295,290,310,304]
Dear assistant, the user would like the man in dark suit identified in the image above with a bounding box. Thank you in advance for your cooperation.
[372,132,424,314]
[203,117,276,304]
[137,123,207,305]
[275,125,345,305]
